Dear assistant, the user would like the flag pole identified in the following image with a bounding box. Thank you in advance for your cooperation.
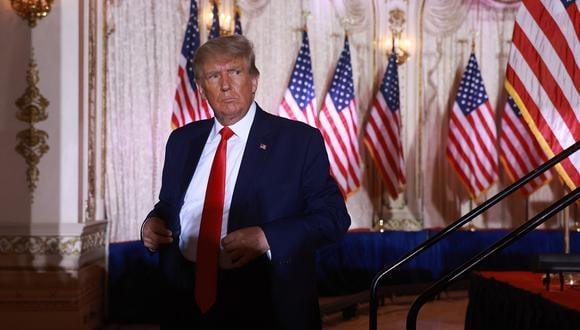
[564,200,570,255]
[301,2,311,32]
[464,199,477,231]
[463,30,478,232]
[375,32,391,232]
[371,0,380,231]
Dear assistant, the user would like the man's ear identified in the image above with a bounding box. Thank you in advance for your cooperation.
[197,83,207,100]
[251,75,259,94]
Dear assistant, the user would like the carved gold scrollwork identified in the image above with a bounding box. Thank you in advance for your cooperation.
[15,54,49,201]
[388,8,406,35]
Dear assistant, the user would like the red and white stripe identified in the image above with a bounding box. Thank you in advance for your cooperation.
[319,97,361,197]
[506,0,579,190]
[171,58,213,129]
[500,101,552,195]
[279,90,318,128]
[447,100,498,199]
[364,93,405,198]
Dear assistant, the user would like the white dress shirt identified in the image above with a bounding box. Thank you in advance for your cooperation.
[178,103,256,262]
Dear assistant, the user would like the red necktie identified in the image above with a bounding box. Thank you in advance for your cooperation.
[195,126,234,313]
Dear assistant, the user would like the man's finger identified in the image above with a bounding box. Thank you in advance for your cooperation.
[151,226,172,237]
[221,232,239,246]
[222,238,243,252]
[153,228,173,237]
[143,237,158,251]
[156,234,173,244]
[143,219,173,248]
[230,254,251,268]
[224,248,244,262]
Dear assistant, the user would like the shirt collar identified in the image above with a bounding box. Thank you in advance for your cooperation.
[211,102,256,142]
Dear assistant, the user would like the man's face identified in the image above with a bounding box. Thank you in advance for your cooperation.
[198,56,258,126]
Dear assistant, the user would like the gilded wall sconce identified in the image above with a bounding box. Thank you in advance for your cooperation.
[10,0,54,27]
[387,8,411,65]
[205,1,234,36]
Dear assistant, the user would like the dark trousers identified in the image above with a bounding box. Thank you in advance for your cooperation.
[159,246,276,329]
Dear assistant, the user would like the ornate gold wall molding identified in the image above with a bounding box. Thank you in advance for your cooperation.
[0,230,105,256]
[86,0,98,222]
[101,0,108,203]
[15,53,49,202]
[84,0,108,222]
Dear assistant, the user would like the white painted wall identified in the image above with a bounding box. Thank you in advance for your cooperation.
[0,0,81,227]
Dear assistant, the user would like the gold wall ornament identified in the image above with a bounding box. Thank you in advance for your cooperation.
[10,0,54,27]
[205,1,235,36]
[15,54,50,201]
[387,8,411,65]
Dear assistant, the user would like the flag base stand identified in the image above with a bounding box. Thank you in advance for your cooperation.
[540,272,580,291]
[563,272,580,286]
[462,223,478,231]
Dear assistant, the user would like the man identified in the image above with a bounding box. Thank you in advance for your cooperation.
[142,35,350,329]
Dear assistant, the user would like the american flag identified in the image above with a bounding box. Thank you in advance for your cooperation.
[447,53,498,200]
[208,1,220,40]
[234,8,242,35]
[505,0,579,190]
[364,50,405,198]
[500,96,552,195]
[171,0,212,129]
[278,30,317,128]
[319,37,361,197]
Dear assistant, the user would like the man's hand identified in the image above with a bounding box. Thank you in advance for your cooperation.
[220,226,269,269]
[142,217,173,251]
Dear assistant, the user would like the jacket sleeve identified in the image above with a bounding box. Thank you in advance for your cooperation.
[140,129,179,241]
[259,128,350,262]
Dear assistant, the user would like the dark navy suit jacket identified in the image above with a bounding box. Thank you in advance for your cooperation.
[146,106,350,329]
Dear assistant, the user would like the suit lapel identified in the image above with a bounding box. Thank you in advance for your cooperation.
[229,107,272,231]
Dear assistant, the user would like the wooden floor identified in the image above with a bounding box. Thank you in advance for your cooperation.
[105,290,468,330]
[322,290,468,330]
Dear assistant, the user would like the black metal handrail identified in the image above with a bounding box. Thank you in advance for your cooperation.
[369,140,579,330]
[406,186,579,329]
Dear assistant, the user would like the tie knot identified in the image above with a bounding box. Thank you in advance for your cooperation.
[220,126,234,141]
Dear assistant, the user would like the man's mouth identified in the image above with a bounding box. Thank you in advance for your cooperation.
[221,97,237,103]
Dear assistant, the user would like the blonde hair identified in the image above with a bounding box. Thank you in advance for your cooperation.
[193,35,260,80]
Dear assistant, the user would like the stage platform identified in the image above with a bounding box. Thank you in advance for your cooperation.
[107,229,580,324]
[316,229,580,296]
[466,271,580,330]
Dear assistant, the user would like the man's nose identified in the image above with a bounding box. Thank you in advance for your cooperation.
[220,74,231,91]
